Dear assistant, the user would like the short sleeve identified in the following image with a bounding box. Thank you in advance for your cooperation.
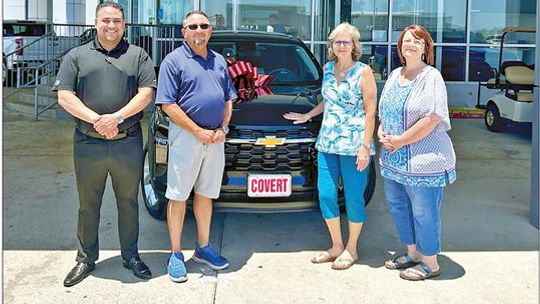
[224,69,238,102]
[427,69,451,130]
[155,56,180,105]
[52,50,78,92]
[137,49,157,88]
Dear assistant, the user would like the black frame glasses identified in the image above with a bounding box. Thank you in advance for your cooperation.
[185,23,210,30]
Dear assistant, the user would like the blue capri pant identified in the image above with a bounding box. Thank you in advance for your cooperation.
[317,152,368,223]
[383,177,444,256]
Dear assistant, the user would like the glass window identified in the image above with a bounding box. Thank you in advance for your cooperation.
[314,0,336,41]
[2,23,46,36]
[469,46,536,81]
[470,0,537,43]
[157,0,193,25]
[132,0,155,24]
[390,45,402,71]
[115,0,130,22]
[236,0,312,40]
[351,0,389,42]
[201,0,233,29]
[391,0,467,43]
[360,45,388,80]
[391,46,464,81]
[438,46,465,81]
[314,44,388,80]
[313,43,328,65]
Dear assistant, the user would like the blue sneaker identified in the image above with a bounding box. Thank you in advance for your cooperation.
[192,243,229,270]
[167,252,187,283]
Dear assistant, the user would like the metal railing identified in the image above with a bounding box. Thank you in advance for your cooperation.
[3,23,184,119]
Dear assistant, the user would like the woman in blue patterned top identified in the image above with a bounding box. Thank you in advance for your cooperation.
[284,22,377,270]
[378,25,456,280]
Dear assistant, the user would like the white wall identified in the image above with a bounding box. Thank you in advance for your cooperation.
[85,0,99,25]
[27,0,48,21]
[53,0,68,24]
[53,0,90,25]
[4,0,27,20]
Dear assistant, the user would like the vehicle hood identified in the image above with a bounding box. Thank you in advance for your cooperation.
[230,86,321,127]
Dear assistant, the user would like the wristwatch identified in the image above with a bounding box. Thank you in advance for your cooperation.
[221,125,230,134]
[115,113,124,124]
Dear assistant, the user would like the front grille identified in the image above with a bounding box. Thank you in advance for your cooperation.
[228,128,316,139]
[225,128,317,171]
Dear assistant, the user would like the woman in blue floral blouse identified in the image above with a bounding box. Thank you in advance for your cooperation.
[378,25,456,280]
[284,22,377,270]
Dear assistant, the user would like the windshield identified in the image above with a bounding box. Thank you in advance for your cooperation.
[209,41,321,85]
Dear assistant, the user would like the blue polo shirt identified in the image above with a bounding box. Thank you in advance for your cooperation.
[155,41,237,129]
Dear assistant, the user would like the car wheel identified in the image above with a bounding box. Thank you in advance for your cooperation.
[141,147,168,220]
[485,103,506,132]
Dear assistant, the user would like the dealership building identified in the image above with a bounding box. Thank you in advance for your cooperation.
[3,0,538,107]
[3,0,539,225]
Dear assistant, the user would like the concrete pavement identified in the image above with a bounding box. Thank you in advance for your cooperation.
[2,109,538,304]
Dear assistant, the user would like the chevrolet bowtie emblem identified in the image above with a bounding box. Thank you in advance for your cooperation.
[255,136,286,147]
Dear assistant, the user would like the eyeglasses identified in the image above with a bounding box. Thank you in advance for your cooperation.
[333,40,353,47]
[403,39,425,46]
[185,23,210,30]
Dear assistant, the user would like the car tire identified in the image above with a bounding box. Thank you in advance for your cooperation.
[485,103,506,132]
[141,146,168,220]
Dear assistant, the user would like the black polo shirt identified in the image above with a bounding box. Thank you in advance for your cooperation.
[53,37,156,131]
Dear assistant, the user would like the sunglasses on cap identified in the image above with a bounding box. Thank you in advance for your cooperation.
[185,23,210,30]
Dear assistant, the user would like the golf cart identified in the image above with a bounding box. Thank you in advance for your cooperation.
[475,27,536,132]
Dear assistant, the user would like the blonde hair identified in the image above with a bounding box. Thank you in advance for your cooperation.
[327,22,362,62]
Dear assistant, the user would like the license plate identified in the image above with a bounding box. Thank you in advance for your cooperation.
[247,174,292,197]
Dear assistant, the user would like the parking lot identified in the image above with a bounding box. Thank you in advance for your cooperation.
[2,108,538,304]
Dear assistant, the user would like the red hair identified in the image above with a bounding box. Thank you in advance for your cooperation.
[397,25,434,66]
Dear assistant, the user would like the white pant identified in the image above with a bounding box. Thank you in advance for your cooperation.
[165,123,225,201]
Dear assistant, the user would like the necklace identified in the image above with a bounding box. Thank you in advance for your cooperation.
[336,62,354,78]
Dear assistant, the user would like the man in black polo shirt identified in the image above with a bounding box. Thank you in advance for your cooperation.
[53,2,156,287]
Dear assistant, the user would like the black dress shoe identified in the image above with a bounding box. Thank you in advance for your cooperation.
[63,262,95,287]
[123,257,152,280]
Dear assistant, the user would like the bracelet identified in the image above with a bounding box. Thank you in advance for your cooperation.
[360,143,370,150]
[304,113,312,121]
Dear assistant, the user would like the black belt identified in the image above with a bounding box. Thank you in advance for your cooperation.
[76,123,139,140]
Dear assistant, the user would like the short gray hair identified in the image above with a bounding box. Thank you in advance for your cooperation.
[327,22,362,62]
[183,10,209,27]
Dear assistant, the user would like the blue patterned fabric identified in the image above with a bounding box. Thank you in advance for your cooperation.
[315,61,375,156]
[379,78,456,187]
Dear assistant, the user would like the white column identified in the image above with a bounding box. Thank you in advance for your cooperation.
[3,0,26,20]
[86,0,99,25]
[53,0,68,24]
[530,0,539,228]
[27,0,49,21]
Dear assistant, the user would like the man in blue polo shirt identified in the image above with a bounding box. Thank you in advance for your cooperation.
[155,10,237,283]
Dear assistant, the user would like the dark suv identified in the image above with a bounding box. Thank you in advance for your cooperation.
[142,31,376,219]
